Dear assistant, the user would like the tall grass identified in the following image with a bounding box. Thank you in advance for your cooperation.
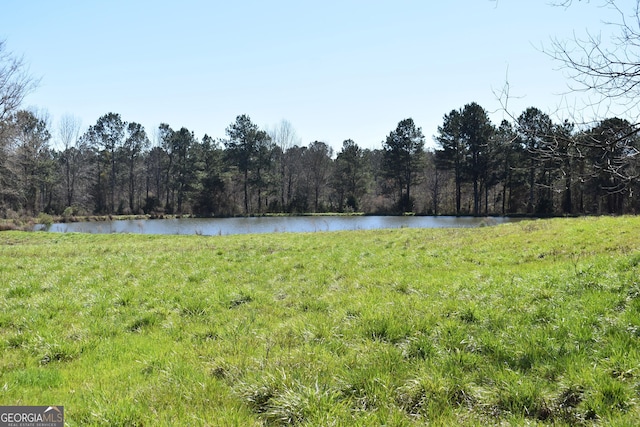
[1,216,640,425]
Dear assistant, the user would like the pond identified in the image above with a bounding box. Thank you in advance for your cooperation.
[35,216,523,236]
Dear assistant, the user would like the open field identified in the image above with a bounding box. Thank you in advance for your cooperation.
[1,217,640,425]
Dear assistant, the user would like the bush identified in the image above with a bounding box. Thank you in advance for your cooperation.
[36,212,53,226]
[62,206,74,220]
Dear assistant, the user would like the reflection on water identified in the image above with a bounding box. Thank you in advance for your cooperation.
[36,216,522,236]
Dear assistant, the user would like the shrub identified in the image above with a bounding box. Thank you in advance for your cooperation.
[36,212,54,226]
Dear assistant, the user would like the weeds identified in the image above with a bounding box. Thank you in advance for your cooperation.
[225,290,254,308]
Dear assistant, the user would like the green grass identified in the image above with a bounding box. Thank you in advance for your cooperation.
[1,216,640,425]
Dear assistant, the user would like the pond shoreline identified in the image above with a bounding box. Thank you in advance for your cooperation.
[34,215,528,236]
[47,211,547,224]
[6,211,560,233]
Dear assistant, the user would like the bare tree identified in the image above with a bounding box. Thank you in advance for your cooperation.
[12,110,52,214]
[0,40,38,212]
[0,40,38,123]
[58,114,84,208]
[58,114,82,151]
[545,1,640,210]
[547,1,640,116]
[269,119,300,210]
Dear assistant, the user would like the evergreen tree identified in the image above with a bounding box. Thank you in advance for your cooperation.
[85,113,126,213]
[171,127,197,213]
[304,141,333,212]
[12,110,52,215]
[224,115,271,214]
[193,134,226,215]
[123,122,149,213]
[584,117,638,213]
[516,107,554,213]
[460,103,494,214]
[382,118,425,212]
[332,139,366,211]
[436,109,465,214]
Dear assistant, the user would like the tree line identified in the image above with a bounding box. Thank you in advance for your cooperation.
[3,0,640,218]
[0,104,639,218]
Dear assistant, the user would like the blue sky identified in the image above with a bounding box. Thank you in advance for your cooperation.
[0,1,621,151]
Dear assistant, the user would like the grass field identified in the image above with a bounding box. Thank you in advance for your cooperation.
[1,216,640,425]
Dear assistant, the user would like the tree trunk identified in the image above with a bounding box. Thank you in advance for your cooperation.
[405,177,411,212]
[243,169,249,214]
[433,168,439,215]
[455,173,461,215]
[528,158,535,213]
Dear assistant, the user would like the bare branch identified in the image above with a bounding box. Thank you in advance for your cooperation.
[57,114,82,151]
[545,1,640,115]
[0,40,39,123]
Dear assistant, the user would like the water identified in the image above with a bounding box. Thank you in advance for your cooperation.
[35,216,522,236]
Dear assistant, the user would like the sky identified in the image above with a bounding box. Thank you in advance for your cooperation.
[0,1,625,152]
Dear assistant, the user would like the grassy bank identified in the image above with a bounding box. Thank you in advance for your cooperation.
[1,217,640,425]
